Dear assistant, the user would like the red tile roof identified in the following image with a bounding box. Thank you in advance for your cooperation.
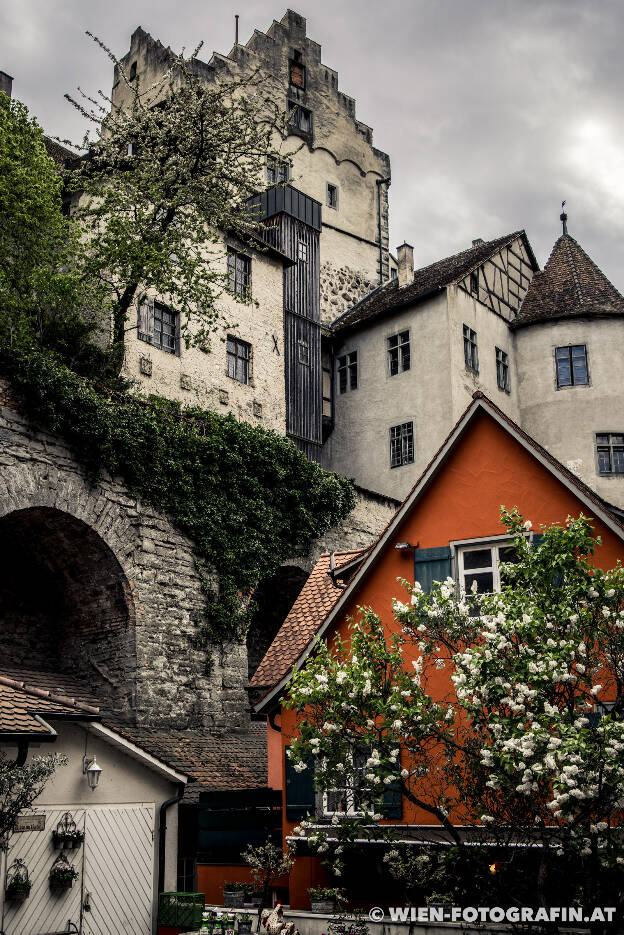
[0,676,100,736]
[254,392,624,710]
[249,549,367,693]
[513,234,624,328]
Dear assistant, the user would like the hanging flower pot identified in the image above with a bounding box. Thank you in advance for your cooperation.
[49,852,79,891]
[5,859,31,902]
[52,811,84,849]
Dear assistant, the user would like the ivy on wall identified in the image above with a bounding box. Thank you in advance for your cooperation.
[0,342,356,662]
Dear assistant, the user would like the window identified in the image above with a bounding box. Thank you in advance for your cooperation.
[129,61,137,82]
[555,345,588,387]
[470,271,479,294]
[288,101,312,133]
[596,434,624,475]
[297,241,308,262]
[387,330,410,376]
[227,248,251,299]
[326,183,339,210]
[323,748,369,816]
[337,351,358,393]
[226,336,252,384]
[289,59,306,89]
[496,347,510,392]
[457,540,520,595]
[138,299,179,355]
[266,157,291,185]
[390,421,414,469]
[463,325,479,373]
[297,339,310,366]
[322,364,332,418]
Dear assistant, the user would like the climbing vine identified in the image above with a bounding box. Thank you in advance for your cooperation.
[0,341,356,662]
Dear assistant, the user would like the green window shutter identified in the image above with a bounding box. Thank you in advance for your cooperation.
[285,747,315,820]
[414,546,451,593]
[381,781,403,819]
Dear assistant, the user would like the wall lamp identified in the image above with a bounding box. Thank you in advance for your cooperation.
[395,542,415,551]
[82,755,103,791]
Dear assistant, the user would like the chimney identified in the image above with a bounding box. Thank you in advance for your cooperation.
[396,242,414,288]
[472,238,484,247]
[0,71,13,98]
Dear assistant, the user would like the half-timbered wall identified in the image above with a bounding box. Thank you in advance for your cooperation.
[457,237,535,321]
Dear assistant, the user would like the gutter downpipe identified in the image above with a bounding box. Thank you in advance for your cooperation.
[376,177,391,285]
[158,783,186,895]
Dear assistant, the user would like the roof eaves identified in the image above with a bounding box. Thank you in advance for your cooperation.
[254,393,624,713]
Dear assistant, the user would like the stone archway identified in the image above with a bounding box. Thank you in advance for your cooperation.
[0,507,136,718]
[247,565,309,681]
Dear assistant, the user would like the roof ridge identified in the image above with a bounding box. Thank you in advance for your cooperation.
[0,675,100,716]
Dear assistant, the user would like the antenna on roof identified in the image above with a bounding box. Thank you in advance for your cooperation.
[560,200,568,236]
[235,14,239,46]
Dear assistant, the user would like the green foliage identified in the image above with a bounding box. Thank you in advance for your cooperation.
[286,509,624,908]
[0,750,67,845]
[0,91,109,376]
[66,34,290,353]
[0,341,355,654]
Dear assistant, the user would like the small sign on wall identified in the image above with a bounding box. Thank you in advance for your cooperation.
[14,813,46,832]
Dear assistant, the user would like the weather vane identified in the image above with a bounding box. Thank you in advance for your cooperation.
[560,200,568,236]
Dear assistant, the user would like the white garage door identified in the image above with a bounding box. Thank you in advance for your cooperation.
[2,805,155,935]
[82,805,155,935]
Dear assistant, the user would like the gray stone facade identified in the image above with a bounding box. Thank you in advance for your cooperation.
[0,388,248,731]
[320,262,376,326]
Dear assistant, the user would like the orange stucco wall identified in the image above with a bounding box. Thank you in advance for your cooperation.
[271,410,624,907]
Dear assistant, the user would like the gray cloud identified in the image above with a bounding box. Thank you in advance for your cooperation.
[3,0,623,288]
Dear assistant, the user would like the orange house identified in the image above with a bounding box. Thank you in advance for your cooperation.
[251,392,624,909]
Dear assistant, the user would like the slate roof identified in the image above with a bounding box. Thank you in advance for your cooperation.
[513,234,624,328]
[332,231,536,334]
[249,549,368,693]
[110,722,269,800]
[0,675,100,737]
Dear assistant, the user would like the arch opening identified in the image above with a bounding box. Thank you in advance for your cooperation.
[0,507,136,719]
[247,564,309,682]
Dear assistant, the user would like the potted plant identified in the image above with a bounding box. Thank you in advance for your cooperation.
[52,812,84,849]
[49,853,79,890]
[308,886,345,914]
[238,913,253,934]
[5,859,31,902]
[223,882,246,908]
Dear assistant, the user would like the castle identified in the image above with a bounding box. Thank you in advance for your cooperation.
[111,10,624,511]
[1,7,623,911]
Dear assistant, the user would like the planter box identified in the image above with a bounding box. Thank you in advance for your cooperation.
[310,901,335,914]
[5,889,30,902]
[50,879,74,891]
[223,891,245,908]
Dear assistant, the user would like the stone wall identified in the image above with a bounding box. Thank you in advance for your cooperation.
[320,261,376,327]
[0,392,249,731]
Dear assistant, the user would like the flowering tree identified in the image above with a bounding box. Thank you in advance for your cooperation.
[242,841,294,931]
[65,35,289,363]
[284,510,624,908]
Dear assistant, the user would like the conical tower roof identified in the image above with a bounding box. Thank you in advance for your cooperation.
[513,233,624,328]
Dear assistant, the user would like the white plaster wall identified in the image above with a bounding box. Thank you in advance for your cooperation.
[3,721,181,896]
[515,317,624,508]
[446,285,520,425]
[323,292,455,500]
[122,245,287,434]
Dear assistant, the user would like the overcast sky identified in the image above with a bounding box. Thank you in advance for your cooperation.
[3,0,623,290]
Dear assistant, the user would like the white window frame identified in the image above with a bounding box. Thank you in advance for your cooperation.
[451,532,532,595]
[322,748,369,818]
